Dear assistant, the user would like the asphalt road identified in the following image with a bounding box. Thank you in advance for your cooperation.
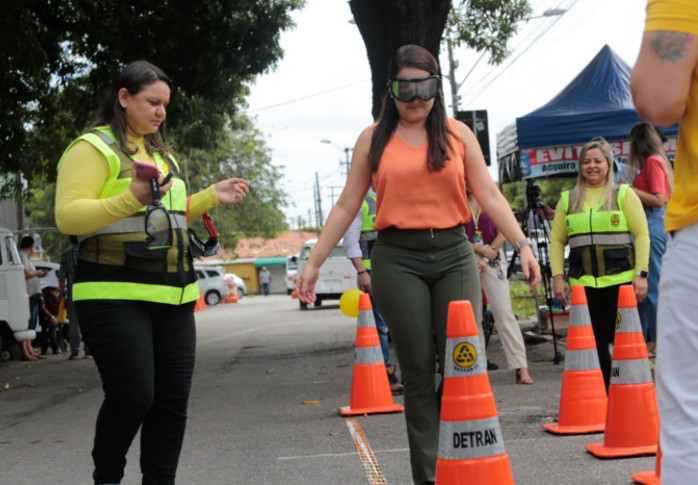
[0,294,656,484]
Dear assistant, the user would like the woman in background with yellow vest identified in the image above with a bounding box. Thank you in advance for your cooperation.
[551,140,649,390]
[55,61,249,485]
[296,45,540,485]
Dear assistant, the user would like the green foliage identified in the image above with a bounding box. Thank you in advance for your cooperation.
[1,0,304,189]
[184,116,288,251]
[448,0,533,64]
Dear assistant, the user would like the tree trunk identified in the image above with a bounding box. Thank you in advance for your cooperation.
[349,0,452,120]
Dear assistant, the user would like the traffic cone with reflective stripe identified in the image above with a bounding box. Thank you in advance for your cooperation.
[339,293,404,416]
[632,442,662,484]
[543,285,607,434]
[586,285,659,458]
[222,284,239,304]
[436,300,514,485]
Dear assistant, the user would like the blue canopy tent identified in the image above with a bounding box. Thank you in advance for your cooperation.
[497,45,679,183]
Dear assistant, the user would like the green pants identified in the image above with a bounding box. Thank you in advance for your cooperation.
[371,225,481,485]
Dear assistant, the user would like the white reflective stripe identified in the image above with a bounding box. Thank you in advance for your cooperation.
[354,345,383,365]
[77,213,188,242]
[610,358,653,384]
[444,336,486,378]
[568,304,592,327]
[564,348,601,371]
[357,310,376,328]
[616,307,642,334]
[568,233,633,248]
[438,416,506,460]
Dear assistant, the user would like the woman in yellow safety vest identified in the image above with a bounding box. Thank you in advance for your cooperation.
[55,60,249,485]
[550,139,649,390]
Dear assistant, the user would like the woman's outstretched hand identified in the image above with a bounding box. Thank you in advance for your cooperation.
[215,178,250,205]
[296,265,319,304]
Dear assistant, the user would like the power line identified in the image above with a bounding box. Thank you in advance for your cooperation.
[248,79,370,112]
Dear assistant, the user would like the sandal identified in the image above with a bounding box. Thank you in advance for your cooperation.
[387,366,404,395]
[515,369,534,385]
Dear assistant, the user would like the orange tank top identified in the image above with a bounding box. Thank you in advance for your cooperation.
[372,118,471,230]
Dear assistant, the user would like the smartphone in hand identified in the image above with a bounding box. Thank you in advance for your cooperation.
[133,161,160,179]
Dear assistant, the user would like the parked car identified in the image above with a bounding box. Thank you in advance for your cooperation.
[285,254,298,295]
[194,266,231,305]
[225,273,247,299]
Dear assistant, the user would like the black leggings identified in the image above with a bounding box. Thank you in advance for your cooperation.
[76,299,196,485]
[585,285,621,391]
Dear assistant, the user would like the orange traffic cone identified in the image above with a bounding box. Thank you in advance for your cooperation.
[339,293,404,416]
[543,285,607,434]
[194,291,206,312]
[222,285,239,304]
[586,285,659,458]
[632,443,662,484]
[436,300,514,485]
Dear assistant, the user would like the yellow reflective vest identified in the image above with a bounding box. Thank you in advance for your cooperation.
[561,184,635,288]
[57,127,200,304]
[359,192,378,269]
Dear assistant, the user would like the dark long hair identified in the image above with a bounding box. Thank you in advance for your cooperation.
[369,45,454,172]
[628,122,674,193]
[93,60,172,157]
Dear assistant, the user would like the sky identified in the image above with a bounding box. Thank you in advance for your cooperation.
[245,0,648,229]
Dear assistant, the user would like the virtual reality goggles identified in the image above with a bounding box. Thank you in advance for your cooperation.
[388,75,440,103]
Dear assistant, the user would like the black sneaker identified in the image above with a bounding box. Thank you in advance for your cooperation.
[487,360,499,370]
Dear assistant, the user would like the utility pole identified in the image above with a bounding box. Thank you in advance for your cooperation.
[314,172,323,231]
[329,185,344,207]
[321,139,353,179]
[342,147,352,179]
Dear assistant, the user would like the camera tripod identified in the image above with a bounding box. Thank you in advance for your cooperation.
[510,180,562,365]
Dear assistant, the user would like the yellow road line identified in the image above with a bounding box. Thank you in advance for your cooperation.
[345,417,388,485]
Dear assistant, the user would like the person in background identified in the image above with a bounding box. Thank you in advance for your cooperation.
[39,281,64,356]
[296,45,540,485]
[631,2,698,482]
[627,122,673,358]
[343,187,403,394]
[19,235,46,361]
[465,190,534,385]
[54,60,249,485]
[58,235,88,359]
[551,140,649,390]
[259,266,272,296]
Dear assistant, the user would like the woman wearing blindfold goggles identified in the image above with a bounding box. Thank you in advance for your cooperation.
[296,45,540,485]
[54,60,249,485]
[388,75,440,103]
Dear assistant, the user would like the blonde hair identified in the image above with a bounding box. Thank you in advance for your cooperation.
[629,122,674,194]
[570,141,616,213]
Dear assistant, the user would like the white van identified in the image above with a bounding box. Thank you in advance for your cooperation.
[284,254,298,295]
[296,238,356,309]
[0,227,34,361]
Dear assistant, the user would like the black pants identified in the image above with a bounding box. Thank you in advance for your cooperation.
[585,284,621,391]
[76,299,197,485]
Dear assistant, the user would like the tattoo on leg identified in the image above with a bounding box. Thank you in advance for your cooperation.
[651,31,694,63]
